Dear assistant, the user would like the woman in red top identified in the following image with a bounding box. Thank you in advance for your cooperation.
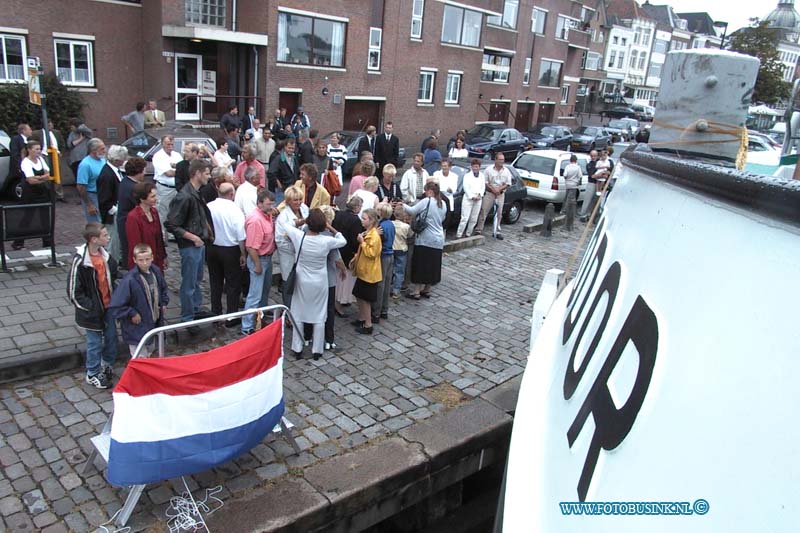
[125,182,168,271]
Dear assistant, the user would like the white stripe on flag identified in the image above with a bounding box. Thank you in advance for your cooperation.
[110,359,283,443]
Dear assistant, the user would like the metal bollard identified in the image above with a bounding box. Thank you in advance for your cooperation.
[541,203,555,238]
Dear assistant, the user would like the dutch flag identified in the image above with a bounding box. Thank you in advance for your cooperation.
[107,319,285,486]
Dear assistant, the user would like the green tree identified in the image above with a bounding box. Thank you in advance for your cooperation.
[0,72,86,139]
[728,20,792,105]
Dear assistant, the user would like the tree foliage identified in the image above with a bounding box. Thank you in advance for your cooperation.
[0,72,86,139]
[728,20,792,104]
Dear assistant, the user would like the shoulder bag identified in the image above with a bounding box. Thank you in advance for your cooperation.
[283,234,305,296]
[410,198,431,235]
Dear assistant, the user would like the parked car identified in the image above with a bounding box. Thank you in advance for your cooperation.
[605,119,636,142]
[604,106,639,120]
[619,117,641,136]
[746,132,782,167]
[570,126,611,152]
[511,149,590,209]
[320,130,407,180]
[525,124,573,151]
[122,125,216,178]
[0,130,12,199]
[447,160,526,227]
[464,125,528,161]
[631,103,655,121]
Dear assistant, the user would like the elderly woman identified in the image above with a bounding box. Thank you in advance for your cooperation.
[125,182,167,272]
[319,206,346,352]
[352,176,380,216]
[376,163,402,203]
[275,186,309,306]
[350,208,382,335]
[283,208,346,360]
[296,163,331,209]
[402,181,447,299]
[332,195,364,316]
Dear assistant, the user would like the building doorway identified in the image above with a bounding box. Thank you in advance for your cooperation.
[515,103,534,131]
[175,54,202,121]
[537,103,554,124]
[489,102,510,123]
[343,99,382,132]
[279,91,301,124]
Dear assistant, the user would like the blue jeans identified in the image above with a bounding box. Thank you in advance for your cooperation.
[242,254,273,332]
[85,311,117,375]
[179,245,206,322]
[392,251,408,293]
[273,188,285,205]
[83,192,101,223]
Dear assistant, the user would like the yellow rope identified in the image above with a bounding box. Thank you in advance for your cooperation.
[647,118,748,169]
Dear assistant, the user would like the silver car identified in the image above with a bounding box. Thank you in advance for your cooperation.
[0,130,13,199]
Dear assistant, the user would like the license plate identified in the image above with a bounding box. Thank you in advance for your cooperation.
[571,142,581,148]
[524,179,539,188]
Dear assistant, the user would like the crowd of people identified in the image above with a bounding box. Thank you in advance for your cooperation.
[8,108,521,390]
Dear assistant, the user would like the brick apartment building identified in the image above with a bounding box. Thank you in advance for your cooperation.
[4,0,611,146]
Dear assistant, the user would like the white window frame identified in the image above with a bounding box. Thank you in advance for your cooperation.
[411,0,424,39]
[445,72,461,104]
[585,52,600,71]
[560,84,569,104]
[531,8,547,35]
[488,0,519,30]
[617,51,625,69]
[630,50,638,69]
[0,33,27,82]
[418,70,435,103]
[53,38,94,87]
[523,57,531,85]
[538,58,562,88]
[647,63,661,79]
[638,53,646,70]
[482,52,512,84]
[608,50,616,69]
[642,28,651,47]
[277,11,347,68]
[368,27,382,71]
[441,4,482,48]
[185,0,226,27]
[555,15,579,40]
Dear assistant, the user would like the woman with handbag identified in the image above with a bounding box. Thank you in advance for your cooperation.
[332,196,364,317]
[350,208,382,334]
[402,181,447,300]
[275,186,309,307]
[284,209,346,360]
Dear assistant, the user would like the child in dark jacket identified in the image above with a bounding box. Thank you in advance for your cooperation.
[109,243,169,357]
[67,223,118,389]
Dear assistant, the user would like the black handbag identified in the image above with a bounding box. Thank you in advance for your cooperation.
[410,198,431,234]
[283,234,305,295]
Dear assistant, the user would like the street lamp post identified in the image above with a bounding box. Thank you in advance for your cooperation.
[714,20,729,49]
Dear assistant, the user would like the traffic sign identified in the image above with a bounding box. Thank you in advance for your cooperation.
[27,56,41,106]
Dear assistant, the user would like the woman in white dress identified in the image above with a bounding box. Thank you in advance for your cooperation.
[284,209,346,360]
[448,138,469,159]
[212,139,234,172]
[275,186,309,307]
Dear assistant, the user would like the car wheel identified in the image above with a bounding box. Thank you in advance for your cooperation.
[12,179,23,201]
[504,200,523,224]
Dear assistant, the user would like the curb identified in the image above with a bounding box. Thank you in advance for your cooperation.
[523,214,566,233]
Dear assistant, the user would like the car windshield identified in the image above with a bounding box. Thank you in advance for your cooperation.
[608,120,628,129]
[559,158,588,175]
[514,153,557,175]
[531,125,558,137]
[122,131,158,158]
[575,127,597,136]
[621,118,639,126]
[467,125,501,140]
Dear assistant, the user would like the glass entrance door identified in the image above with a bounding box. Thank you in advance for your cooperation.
[175,54,202,121]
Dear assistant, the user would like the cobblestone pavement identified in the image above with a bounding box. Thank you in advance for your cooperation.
[0,191,589,531]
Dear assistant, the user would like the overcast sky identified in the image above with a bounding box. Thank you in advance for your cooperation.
[663,0,775,33]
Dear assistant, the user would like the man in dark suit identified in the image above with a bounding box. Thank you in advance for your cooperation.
[241,106,257,135]
[9,123,31,182]
[97,145,127,263]
[296,128,315,167]
[375,122,399,175]
[267,138,299,204]
[357,125,377,158]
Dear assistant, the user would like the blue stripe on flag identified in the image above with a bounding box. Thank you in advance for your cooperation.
[107,399,284,486]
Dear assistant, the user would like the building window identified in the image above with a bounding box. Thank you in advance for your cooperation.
[642,29,651,46]
[621,37,627,46]
[556,16,578,39]
[441,5,482,47]
[445,72,461,104]
[630,51,638,69]
[647,63,662,79]
[54,39,94,86]
[538,59,562,87]
[0,34,26,82]
[277,12,346,68]
[185,0,226,27]
[488,0,519,30]
[608,50,616,68]
[411,0,424,39]
[531,8,547,35]
[634,27,641,44]
[418,70,435,103]
[653,38,668,54]
[584,52,600,70]
[523,57,531,85]
[612,35,619,45]
[560,84,569,103]
[638,53,646,70]
[368,27,382,70]
[670,40,686,51]
[617,52,625,69]
[580,7,595,24]
[481,52,512,83]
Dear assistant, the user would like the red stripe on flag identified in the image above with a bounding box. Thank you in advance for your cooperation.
[113,319,283,397]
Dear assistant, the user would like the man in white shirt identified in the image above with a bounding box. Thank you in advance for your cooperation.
[253,127,275,166]
[475,152,513,240]
[563,154,582,229]
[206,182,246,320]
[400,153,429,204]
[153,135,183,240]
[432,159,458,210]
[457,159,486,238]
[235,167,260,216]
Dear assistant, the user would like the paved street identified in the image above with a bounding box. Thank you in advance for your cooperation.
[0,187,589,531]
